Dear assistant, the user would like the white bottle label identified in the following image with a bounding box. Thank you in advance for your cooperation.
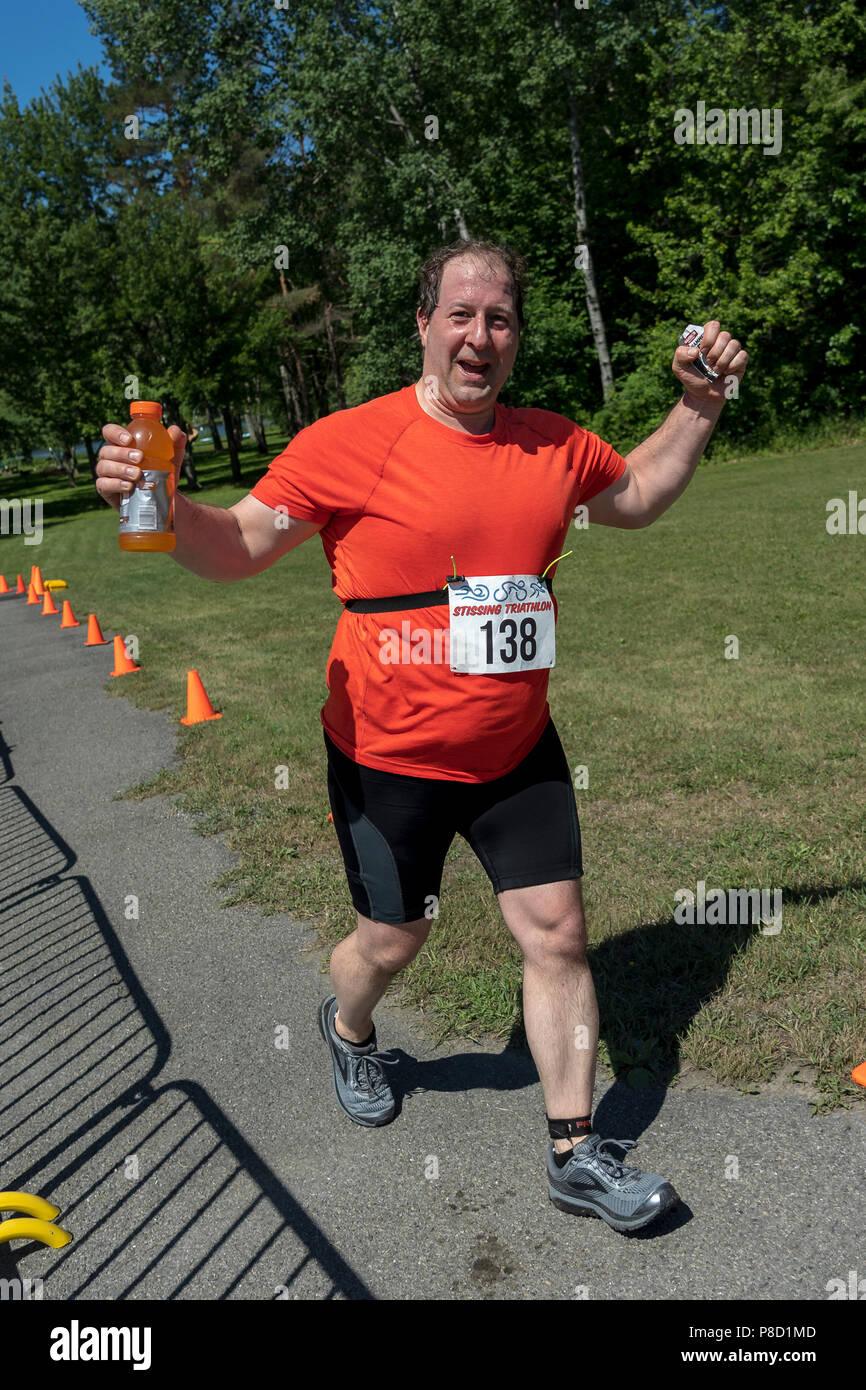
[120,470,171,532]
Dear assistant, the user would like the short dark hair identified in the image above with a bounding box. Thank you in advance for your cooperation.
[418,239,528,330]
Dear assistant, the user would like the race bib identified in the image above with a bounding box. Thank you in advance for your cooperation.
[448,574,555,674]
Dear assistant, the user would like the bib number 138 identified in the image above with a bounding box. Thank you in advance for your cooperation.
[448,574,556,674]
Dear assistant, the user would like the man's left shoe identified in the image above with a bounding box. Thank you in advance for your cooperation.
[547,1133,679,1232]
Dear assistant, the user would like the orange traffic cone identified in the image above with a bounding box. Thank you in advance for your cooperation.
[31,566,44,596]
[59,600,80,628]
[0,575,8,593]
[85,613,109,646]
[853,1062,866,1087]
[41,589,59,616]
[16,574,25,593]
[26,581,40,605]
[180,670,222,725]
[328,812,334,822]
[110,635,140,676]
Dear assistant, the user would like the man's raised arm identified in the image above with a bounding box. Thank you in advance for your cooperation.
[585,322,748,529]
[96,423,323,581]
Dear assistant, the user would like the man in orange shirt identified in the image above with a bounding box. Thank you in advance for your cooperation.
[97,239,747,1233]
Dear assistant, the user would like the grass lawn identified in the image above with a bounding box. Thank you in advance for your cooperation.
[2,436,865,1112]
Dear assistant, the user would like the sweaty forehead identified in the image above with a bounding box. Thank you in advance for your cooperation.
[439,256,513,308]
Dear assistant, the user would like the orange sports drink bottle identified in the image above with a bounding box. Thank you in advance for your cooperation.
[118,401,176,551]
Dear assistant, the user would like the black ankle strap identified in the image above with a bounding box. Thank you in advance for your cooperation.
[547,1115,593,1140]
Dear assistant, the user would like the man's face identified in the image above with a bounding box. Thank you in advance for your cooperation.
[416,256,519,422]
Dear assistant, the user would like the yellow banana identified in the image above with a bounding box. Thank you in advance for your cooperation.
[0,1192,72,1247]
[0,1217,72,1248]
[0,1191,61,1221]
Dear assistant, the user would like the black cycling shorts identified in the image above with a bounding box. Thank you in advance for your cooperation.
[324,716,583,925]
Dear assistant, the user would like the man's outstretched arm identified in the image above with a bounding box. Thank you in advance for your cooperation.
[585,322,748,529]
[96,423,322,580]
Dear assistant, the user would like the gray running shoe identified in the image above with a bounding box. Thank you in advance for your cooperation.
[318,994,398,1127]
[547,1133,679,1232]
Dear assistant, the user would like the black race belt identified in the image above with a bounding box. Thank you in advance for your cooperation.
[342,575,553,615]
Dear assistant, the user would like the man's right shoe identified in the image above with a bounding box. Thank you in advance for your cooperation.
[317,994,398,1127]
[547,1133,679,1232]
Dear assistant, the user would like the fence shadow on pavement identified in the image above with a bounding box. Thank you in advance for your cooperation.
[0,728,373,1300]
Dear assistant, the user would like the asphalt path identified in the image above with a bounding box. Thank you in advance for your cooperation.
[1,589,864,1303]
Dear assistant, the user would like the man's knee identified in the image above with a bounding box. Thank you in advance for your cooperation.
[527,913,587,963]
[356,913,432,973]
[499,882,588,963]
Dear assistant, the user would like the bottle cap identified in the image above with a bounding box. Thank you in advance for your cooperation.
[129,401,162,417]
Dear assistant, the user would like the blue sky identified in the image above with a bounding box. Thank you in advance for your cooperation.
[1,0,111,106]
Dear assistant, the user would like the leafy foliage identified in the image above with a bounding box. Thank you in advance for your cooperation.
[0,0,863,472]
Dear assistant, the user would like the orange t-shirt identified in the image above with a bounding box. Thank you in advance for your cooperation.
[250,384,626,781]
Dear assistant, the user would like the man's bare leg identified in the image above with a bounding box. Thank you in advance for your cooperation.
[329,912,432,1043]
[497,879,599,1152]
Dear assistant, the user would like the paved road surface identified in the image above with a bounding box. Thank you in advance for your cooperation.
[1,591,864,1301]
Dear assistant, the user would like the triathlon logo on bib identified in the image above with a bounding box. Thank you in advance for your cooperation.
[448,574,555,674]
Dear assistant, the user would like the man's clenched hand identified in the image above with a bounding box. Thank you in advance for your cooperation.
[672,321,748,403]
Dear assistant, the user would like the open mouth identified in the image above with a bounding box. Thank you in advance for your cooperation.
[456,359,490,380]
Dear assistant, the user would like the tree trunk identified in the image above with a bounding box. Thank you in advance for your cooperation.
[220,408,242,484]
[163,393,202,489]
[181,438,201,490]
[278,355,303,435]
[254,378,268,451]
[308,357,329,419]
[61,444,78,485]
[383,91,470,241]
[206,403,223,451]
[277,270,312,429]
[291,344,312,427]
[323,301,346,411]
[244,389,267,452]
[83,434,98,483]
[162,396,198,489]
[550,0,615,402]
[244,410,266,452]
